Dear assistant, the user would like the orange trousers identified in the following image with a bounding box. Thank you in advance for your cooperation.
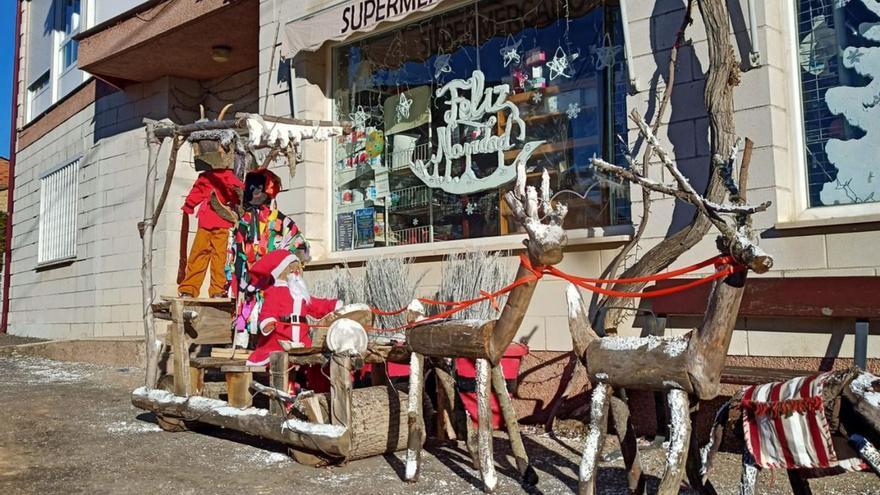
[178,227,229,298]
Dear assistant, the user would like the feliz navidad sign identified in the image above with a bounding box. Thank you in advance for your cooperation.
[410,70,544,194]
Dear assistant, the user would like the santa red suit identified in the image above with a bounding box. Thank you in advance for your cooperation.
[244,251,340,369]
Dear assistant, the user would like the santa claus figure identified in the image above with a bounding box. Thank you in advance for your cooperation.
[244,250,340,370]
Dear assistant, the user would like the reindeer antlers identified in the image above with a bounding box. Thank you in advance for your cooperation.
[218,104,234,121]
[504,161,568,266]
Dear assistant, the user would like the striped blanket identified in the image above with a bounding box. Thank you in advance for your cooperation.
[741,372,863,470]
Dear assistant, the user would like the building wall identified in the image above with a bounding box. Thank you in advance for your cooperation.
[260,0,880,363]
[8,69,258,339]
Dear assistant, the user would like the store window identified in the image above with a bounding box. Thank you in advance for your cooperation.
[797,0,879,207]
[331,0,629,251]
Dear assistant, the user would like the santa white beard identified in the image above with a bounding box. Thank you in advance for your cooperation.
[287,273,311,303]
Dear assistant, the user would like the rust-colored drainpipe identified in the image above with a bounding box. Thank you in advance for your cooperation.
[2,0,23,333]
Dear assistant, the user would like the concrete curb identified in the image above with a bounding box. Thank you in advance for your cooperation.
[0,338,147,368]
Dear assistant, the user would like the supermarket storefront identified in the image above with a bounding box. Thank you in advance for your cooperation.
[284,0,631,254]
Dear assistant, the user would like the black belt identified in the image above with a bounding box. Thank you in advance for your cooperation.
[279,315,304,324]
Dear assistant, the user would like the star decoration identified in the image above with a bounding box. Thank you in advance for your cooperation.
[434,54,452,79]
[547,46,579,80]
[846,48,864,66]
[349,106,369,130]
[499,36,523,68]
[590,34,623,71]
[396,92,413,123]
[465,202,477,215]
[566,102,582,120]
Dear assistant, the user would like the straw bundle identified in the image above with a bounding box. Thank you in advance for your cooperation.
[437,251,512,320]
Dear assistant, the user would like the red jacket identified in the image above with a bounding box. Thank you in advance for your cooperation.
[182,169,243,229]
[257,285,339,346]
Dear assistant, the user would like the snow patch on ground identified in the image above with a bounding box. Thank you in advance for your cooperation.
[106,421,163,434]
[1,356,96,385]
[237,450,292,466]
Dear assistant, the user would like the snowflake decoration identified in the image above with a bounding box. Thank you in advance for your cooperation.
[434,54,452,79]
[349,106,369,130]
[465,202,477,215]
[412,218,419,226]
[566,102,582,120]
[396,92,413,123]
[547,46,579,81]
[590,34,623,71]
[531,92,543,105]
[846,48,865,65]
[499,36,523,68]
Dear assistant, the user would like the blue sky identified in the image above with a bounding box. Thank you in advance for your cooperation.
[0,3,14,159]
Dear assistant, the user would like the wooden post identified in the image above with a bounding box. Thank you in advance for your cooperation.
[330,354,353,429]
[189,367,204,396]
[141,121,163,389]
[269,351,289,416]
[169,300,191,396]
[225,369,253,408]
[657,390,691,495]
[491,364,536,485]
[405,352,425,481]
[475,359,497,492]
[608,393,646,494]
[579,383,610,495]
[434,359,458,441]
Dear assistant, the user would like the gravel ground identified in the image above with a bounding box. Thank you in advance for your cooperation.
[0,334,45,347]
[1,354,879,494]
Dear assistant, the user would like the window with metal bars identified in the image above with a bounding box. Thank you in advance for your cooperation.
[38,158,80,265]
[796,0,879,207]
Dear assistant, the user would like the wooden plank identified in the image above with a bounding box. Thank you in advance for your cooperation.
[329,355,353,429]
[211,347,252,359]
[169,300,191,396]
[650,277,880,318]
[269,351,289,416]
[189,367,204,396]
[721,366,806,386]
[190,356,246,369]
[226,371,253,408]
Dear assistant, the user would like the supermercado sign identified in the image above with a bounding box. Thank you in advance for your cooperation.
[411,70,544,195]
[282,0,448,55]
[341,0,438,34]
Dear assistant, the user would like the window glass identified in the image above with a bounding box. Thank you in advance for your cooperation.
[331,0,629,250]
[60,0,82,71]
[798,0,879,207]
[28,71,51,120]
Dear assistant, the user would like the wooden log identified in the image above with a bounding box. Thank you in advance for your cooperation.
[226,371,253,408]
[329,355,352,429]
[476,359,498,492]
[841,372,880,434]
[142,122,163,389]
[170,301,191,397]
[657,390,691,495]
[492,364,537,486]
[579,382,610,495]
[687,273,747,400]
[434,360,457,441]
[584,336,694,393]
[269,351,289,416]
[405,353,425,481]
[406,319,496,360]
[294,385,410,461]
[291,393,329,467]
[131,387,349,457]
[189,367,204,396]
[608,393,646,494]
[566,284,600,362]
[489,263,540,365]
[786,470,813,495]
[686,422,718,495]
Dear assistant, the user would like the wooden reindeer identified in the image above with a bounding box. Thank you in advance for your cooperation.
[401,165,567,492]
[567,105,772,494]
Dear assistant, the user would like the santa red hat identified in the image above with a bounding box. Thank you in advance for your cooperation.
[245,250,299,292]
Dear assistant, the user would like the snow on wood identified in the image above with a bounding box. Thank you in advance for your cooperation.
[579,382,609,494]
[281,418,347,438]
[475,358,498,491]
[246,115,343,148]
[665,390,689,468]
[849,372,880,408]
[134,387,269,417]
[598,335,688,357]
